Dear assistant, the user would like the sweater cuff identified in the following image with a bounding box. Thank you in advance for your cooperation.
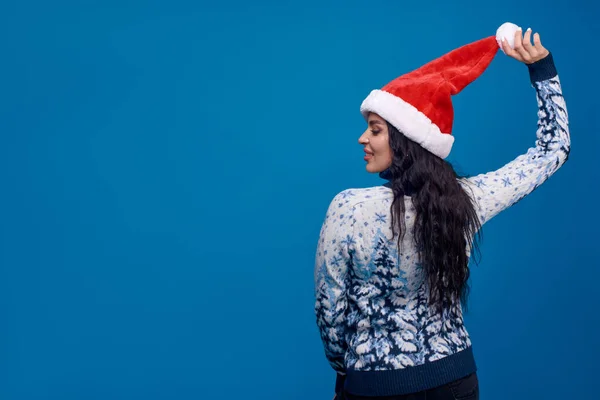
[335,373,346,394]
[527,52,557,83]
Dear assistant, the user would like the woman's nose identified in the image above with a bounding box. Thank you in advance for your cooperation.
[358,132,369,144]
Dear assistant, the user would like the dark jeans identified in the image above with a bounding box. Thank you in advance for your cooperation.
[337,373,479,400]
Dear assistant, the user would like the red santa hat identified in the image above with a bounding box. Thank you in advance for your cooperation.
[360,22,521,159]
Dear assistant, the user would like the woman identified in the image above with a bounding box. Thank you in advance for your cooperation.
[314,23,570,400]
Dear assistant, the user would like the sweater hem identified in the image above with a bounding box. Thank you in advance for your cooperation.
[344,347,477,396]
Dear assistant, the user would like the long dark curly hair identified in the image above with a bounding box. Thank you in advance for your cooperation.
[385,121,482,313]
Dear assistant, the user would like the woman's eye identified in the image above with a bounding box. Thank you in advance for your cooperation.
[371,130,381,135]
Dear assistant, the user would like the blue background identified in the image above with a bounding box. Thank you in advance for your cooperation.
[0,1,597,399]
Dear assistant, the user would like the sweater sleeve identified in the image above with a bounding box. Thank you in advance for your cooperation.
[461,53,570,225]
[314,190,356,379]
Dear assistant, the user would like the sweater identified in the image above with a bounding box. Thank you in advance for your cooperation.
[314,54,570,397]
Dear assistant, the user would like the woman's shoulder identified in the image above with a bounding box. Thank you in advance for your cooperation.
[328,185,393,208]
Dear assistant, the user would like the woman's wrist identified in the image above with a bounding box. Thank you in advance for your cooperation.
[527,52,558,83]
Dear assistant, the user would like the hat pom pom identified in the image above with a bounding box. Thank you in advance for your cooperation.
[496,22,520,53]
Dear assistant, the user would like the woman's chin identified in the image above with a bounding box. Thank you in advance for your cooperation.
[365,164,382,173]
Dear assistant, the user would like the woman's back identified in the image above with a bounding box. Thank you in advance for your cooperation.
[316,186,474,394]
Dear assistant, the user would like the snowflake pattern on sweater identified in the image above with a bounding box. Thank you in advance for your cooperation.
[314,75,570,375]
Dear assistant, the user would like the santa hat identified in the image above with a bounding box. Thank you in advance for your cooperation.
[360,22,521,159]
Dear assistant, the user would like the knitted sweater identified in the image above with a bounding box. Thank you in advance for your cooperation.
[314,54,570,396]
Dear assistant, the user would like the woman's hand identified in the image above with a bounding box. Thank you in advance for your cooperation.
[501,28,550,64]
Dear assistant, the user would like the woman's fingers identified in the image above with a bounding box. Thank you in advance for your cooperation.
[532,33,550,60]
[533,32,542,47]
[522,28,534,53]
[513,29,533,63]
[501,38,521,61]
[503,27,550,64]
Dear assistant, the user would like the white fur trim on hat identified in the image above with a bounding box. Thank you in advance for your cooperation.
[360,89,454,159]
